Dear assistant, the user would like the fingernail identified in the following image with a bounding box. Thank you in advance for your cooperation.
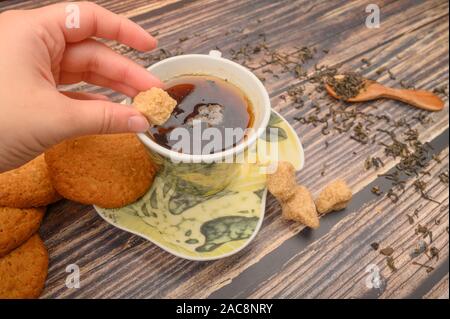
[151,36,158,47]
[147,73,164,88]
[128,116,149,132]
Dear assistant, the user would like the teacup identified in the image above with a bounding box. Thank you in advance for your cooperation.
[133,50,271,195]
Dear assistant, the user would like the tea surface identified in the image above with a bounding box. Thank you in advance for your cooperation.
[148,75,254,154]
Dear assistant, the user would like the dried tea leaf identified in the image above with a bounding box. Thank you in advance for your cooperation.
[412,261,434,273]
[371,186,382,196]
[386,257,397,272]
[428,247,440,261]
[380,247,394,256]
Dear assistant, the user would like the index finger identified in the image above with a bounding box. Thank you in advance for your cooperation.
[33,1,157,51]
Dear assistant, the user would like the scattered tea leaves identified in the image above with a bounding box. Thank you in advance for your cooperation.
[406,214,415,225]
[387,69,396,80]
[386,257,397,272]
[412,261,434,273]
[361,58,371,66]
[365,156,384,170]
[371,186,383,196]
[416,224,433,243]
[351,123,370,144]
[432,85,448,97]
[427,247,440,261]
[387,189,400,203]
[438,170,449,184]
[376,67,387,75]
[327,72,365,100]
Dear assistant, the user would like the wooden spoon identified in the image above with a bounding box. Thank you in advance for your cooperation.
[325,76,444,112]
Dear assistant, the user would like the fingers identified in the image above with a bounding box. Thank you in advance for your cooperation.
[60,39,162,94]
[58,94,149,137]
[60,71,139,97]
[35,1,157,51]
[60,91,109,101]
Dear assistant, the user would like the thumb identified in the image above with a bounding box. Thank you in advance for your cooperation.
[60,94,149,137]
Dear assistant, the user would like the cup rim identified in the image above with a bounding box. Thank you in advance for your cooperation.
[136,53,271,162]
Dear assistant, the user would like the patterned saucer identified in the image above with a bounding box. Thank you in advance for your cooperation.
[95,110,303,260]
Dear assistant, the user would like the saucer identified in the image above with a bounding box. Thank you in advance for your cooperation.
[95,110,304,261]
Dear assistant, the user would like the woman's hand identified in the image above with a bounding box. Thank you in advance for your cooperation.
[0,2,162,172]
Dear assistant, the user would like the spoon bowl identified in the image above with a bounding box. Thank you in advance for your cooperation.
[325,77,444,112]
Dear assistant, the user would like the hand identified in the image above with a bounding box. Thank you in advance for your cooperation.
[0,2,162,172]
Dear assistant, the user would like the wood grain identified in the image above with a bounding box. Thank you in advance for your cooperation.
[243,148,448,298]
[0,0,447,298]
[424,274,449,299]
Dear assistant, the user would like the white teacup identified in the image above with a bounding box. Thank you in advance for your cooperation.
[135,50,271,195]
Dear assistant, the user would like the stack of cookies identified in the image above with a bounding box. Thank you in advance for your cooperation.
[0,134,157,298]
[0,155,59,298]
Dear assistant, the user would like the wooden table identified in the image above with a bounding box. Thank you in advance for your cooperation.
[1,0,448,299]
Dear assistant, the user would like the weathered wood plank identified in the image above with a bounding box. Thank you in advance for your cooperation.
[424,274,449,299]
[241,148,448,298]
[0,0,172,16]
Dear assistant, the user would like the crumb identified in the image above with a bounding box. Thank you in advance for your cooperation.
[315,179,352,214]
[133,88,177,125]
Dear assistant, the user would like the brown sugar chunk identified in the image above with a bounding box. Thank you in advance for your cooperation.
[266,161,297,201]
[282,185,319,229]
[315,179,352,214]
[133,87,177,125]
[267,162,319,229]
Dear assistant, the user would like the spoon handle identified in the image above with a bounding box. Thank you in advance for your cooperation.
[381,87,444,111]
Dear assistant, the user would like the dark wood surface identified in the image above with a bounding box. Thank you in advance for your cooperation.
[1,0,448,299]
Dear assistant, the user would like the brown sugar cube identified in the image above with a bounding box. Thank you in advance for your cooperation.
[282,185,319,229]
[315,179,352,214]
[266,161,297,201]
[133,87,177,125]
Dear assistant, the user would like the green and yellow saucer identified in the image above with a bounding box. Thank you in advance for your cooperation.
[95,110,304,260]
